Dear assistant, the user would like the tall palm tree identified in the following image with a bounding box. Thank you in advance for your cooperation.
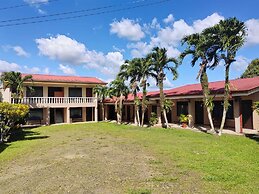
[93,85,109,121]
[203,18,246,135]
[109,78,129,124]
[0,71,33,98]
[150,47,178,128]
[118,59,141,125]
[180,33,220,132]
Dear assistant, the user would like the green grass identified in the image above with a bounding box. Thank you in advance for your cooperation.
[0,122,258,193]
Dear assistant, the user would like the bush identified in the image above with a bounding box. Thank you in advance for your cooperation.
[149,112,158,126]
[179,114,188,123]
[0,102,29,143]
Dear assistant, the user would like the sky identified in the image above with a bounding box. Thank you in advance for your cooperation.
[0,0,259,90]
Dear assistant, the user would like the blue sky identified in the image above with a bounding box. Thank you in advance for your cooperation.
[0,0,259,89]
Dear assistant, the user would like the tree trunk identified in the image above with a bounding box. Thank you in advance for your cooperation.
[163,109,169,128]
[133,93,140,126]
[118,93,123,124]
[219,64,230,135]
[101,102,105,121]
[141,80,147,127]
[158,72,167,128]
[200,65,215,132]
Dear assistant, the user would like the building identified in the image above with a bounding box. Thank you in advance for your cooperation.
[1,74,106,125]
[104,76,259,133]
[1,74,259,133]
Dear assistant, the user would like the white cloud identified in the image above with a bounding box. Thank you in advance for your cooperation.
[245,19,259,45]
[0,60,20,72]
[110,18,145,41]
[13,46,30,57]
[36,34,124,77]
[23,66,41,74]
[147,76,174,91]
[59,64,76,75]
[232,56,250,72]
[112,45,125,53]
[193,13,224,33]
[163,14,174,24]
[24,0,49,4]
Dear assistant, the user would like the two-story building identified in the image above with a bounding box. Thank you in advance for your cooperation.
[1,74,106,125]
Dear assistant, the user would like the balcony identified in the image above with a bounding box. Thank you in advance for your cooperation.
[11,97,97,108]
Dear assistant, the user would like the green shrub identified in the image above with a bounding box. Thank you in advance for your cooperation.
[149,112,158,126]
[0,102,29,143]
[179,114,188,123]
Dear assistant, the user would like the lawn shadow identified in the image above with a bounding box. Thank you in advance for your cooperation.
[245,134,259,144]
[10,127,49,142]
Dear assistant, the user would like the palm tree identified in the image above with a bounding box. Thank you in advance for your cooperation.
[150,47,178,128]
[203,18,246,135]
[0,71,33,99]
[118,60,141,126]
[180,33,220,132]
[109,78,129,124]
[93,85,109,121]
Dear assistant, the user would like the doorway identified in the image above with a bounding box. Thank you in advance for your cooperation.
[195,101,204,124]
[50,108,64,124]
[241,100,253,129]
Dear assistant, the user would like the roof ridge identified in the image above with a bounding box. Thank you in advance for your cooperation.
[22,73,99,79]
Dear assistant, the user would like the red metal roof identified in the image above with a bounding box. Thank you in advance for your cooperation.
[149,76,259,98]
[104,77,259,102]
[22,74,106,84]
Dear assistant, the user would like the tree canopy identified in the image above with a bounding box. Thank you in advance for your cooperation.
[241,58,259,78]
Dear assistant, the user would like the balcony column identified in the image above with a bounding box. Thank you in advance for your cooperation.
[43,86,48,97]
[43,107,50,125]
[82,107,87,122]
[65,107,70,123]
[94,93,98,122]
[64,86,69,97]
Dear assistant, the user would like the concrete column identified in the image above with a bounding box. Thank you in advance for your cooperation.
[65,107,70,123]
[43,107,50,125]
[82,87,86,97]
[157,104,162,124]
[82,107,86,122]
[64,86,69,97]
[2,88,11,103]
[23,87,27,97]
[94,93,98,122]
[43,85,48,97]
[234,99,242,133]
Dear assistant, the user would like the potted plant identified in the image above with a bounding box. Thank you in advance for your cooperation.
[179,114,189,128]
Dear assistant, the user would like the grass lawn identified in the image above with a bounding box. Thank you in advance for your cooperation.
[0,122,258,193]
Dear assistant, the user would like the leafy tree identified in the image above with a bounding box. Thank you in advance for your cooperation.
[118,60,141,125]
[0,71,33,99]
[0,102,29,143]
[93,85,109,121]
[150,47,178,128]
[180,33,219,132]
[109,78,129,124]
[241,59,259,78]
[204,18,246,135]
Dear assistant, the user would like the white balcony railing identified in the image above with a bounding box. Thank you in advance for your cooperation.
[11,97,97,106]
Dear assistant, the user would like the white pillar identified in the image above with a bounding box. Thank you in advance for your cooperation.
[66,107,70,123]
[44,107,50,125]
[94,93,98,122]
[43,86,48,97]
[2,88,11,103]
[82,107,86,122]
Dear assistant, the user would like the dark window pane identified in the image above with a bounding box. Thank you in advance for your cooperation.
[177,102,188,116]
[213,101,234,120]
[86,88,93,97]
[69,88,82,97]
[70,108,82,118]
[27,87,43,97]
[29,109,43,120]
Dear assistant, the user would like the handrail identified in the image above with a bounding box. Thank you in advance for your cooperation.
[11,97,97,104]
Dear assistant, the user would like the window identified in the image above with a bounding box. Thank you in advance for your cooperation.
[177,102,188,116]
[69,88,82,97]
[29,109,43,120]
[86,88,93,97]
[70,108,82,118]
[213,101,234,120]
[26,87,43,97]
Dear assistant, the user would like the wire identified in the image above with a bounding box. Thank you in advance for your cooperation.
[0,0,171,28]
[0,0,60,11]
[0,1,138,24]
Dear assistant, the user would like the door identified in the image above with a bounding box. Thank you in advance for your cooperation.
[195,101,204,124]
[55,108,64,123]
[241,100,253,129]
